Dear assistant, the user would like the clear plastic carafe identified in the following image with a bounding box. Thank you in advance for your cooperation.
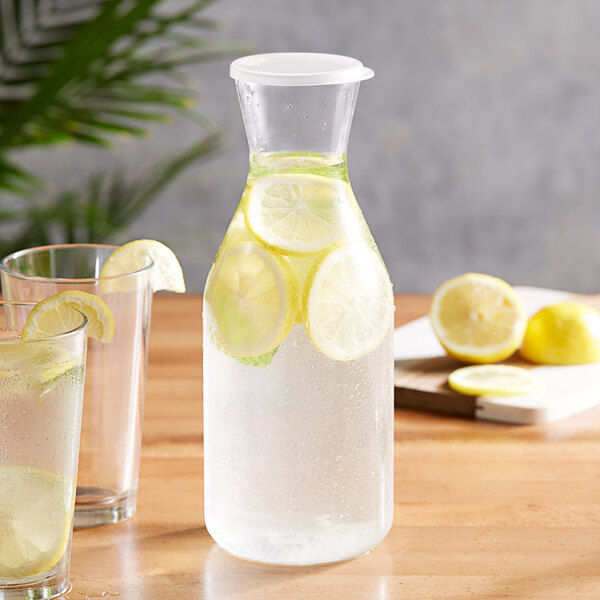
[203,53,394,565]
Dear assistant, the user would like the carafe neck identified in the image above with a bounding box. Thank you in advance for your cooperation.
[236,81,360,157]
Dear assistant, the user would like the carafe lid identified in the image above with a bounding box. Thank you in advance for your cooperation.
[230,52,374,86]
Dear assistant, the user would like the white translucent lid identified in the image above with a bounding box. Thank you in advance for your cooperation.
[230,53,374,86]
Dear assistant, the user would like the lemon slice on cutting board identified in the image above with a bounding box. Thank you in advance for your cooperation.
[245,173,349,255]
[430,273,527,364]
[21,290,114,343]
[448,364,543,396]
[100,239,185,293]
[304,244,393,362]
[204,241,299,358]
[0,467,73,577]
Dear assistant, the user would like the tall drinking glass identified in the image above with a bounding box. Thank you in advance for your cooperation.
[0,301,87,599]
[0,244,153,527]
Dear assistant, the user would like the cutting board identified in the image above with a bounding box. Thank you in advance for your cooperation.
[394,287,600,424]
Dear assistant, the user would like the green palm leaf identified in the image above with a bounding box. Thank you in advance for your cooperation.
[0,0,251,256]
[0,0,249,183]
[0,132,224,257]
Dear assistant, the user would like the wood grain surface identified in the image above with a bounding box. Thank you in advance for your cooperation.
[68,294,600,600]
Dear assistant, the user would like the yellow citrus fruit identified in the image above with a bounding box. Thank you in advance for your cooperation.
[448,364,543,396]
[520,302,600,365]
[100,239,185,293]
[0,467,74,577]
[304,244,393,361]
[0,341,80,399]
[244,173,348,254]
[21,290,114,343]
[0,341,70,373]
[430,273,527,363]
[204,241,299,358]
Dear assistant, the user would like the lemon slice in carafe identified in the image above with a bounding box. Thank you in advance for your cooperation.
[245,173,349,255]
[304,244,393,361]
[205,241,299,358]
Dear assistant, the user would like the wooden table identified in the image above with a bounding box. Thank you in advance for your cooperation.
[71,294,600,599]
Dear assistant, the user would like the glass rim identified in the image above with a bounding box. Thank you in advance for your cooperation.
[0,243,153,284]
[0,300,88,344]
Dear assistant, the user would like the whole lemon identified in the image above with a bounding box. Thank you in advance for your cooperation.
[520,302,600,365]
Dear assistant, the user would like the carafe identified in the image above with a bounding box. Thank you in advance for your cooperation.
[203,53,394,565]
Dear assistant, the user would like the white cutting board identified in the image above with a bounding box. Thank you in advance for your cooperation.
[393,287,600,425]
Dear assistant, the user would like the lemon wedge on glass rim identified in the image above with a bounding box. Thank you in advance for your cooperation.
[21,290,114,343]
[430,273,527,364]
[100,239,186,293]
[244,173,348,255]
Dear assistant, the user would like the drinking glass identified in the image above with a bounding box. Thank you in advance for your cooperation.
[0,244,153,527]
[0,301,87,599]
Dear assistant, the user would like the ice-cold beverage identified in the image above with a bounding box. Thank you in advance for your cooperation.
[203,54,394,565]
[0,304,86,598]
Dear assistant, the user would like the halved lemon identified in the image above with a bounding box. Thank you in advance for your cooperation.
[0,466,73,578]
[448,364,543,396]
[21,291,114,343]
[430,273,527,363]
[244,173,349,255]
[204,241,299,358]
[100,239,185,293]
[304,244,393,361]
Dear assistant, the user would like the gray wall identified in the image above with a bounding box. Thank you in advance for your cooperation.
[17,0,600,292]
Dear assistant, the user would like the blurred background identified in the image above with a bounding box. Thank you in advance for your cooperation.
[2,0,599,293]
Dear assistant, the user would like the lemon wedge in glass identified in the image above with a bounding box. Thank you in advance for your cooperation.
[0,466,73,577]
[430,273,527,364]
